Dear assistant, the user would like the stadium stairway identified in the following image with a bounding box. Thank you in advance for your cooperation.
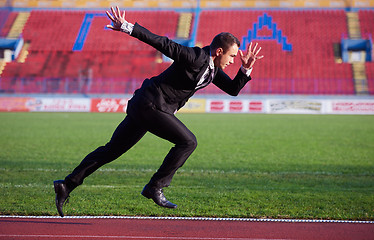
[0,60,5,76]
[347,12,361,39]
[7,12,30,39]
[16,42,30,63]
[176,12,193,39]
[352,62,369,95]
[347,11,369,95]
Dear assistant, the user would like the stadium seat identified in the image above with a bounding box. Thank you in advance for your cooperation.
[0,9,365,95]
[195,9,353,95]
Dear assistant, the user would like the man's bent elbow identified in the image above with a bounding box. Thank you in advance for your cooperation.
[227,89,240,96]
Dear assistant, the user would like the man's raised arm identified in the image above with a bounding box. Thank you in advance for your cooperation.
[105,6,199,65]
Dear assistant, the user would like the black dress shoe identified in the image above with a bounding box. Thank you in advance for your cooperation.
[53,180,71,217]
[141,184,177,209]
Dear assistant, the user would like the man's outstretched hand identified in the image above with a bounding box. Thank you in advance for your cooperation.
[106,6,126,31]
[239,42,264,69]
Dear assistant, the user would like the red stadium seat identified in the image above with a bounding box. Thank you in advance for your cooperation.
[0,9,367,95]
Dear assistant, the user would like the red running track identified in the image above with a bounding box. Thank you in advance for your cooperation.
[0,216,373,240]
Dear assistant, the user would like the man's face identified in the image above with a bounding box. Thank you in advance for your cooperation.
[214,44,239,70]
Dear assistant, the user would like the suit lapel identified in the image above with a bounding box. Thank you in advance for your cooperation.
[195,62,210,82]
[195,46,211,81]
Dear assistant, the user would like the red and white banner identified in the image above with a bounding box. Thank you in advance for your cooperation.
[330,100,374,114]
[91,98,129,113]
[207,99,264,113]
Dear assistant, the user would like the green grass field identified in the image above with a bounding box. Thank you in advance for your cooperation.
[0,112,373,220]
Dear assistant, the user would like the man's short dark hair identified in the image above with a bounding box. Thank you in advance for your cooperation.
[210,32,241,53]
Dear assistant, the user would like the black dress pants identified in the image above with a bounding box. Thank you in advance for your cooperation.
[65,98,197,190]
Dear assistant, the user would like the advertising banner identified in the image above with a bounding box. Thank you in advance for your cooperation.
[91,98,129,113]
[26,98,91,112]
[330,100,374,114]
[209,100,226,112]
[178,98,206,113]
[1,97,374,115]
[268,99,323,114]
[207,99,265,113]
[0,97,33,112]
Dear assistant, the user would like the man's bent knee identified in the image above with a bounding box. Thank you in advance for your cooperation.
[184,134,197,152]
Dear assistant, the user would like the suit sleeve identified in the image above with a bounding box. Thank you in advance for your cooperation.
[130,23,200,66]
[212,68,251,96]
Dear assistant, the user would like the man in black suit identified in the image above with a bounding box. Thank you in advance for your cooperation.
[54,6,263,217]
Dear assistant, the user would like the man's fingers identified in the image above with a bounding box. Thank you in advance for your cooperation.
[106,11,115,21]
[255,47,262,56]
[116,6,121,18]
[247,42,252,55]
[239,50,243,58]
[256,55,264,60]
[111,6,118,19]
[252,42,258,54]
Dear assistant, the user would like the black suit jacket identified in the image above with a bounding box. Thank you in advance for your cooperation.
[128,23,251,114]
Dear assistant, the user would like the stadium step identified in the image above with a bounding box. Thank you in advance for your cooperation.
[176,12,192,39]
[352,63,369,95]
[0,60,6,76]
[17,42,30,63]
[7,12,30,39]
[346,12,361,39]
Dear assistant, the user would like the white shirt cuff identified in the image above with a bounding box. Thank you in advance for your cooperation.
[120,21,134,34]
[240,66,253,77]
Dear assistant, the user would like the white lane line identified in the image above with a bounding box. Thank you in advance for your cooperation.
[1,215,373,224]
